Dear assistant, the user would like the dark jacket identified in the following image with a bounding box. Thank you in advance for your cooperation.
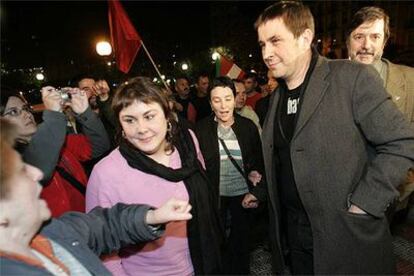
[0,204,163,275]
[262,56,414,274]
[195,114,267,203]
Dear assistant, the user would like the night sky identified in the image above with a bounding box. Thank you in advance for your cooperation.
[1,1,270,72]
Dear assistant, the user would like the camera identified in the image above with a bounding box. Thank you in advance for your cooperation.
[56,88,72,102]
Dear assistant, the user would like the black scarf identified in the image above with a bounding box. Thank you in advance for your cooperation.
[119,121,223,275]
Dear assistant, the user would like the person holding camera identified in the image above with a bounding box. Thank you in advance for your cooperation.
[0,86,110,217]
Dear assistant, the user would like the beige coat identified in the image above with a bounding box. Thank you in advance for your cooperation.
[384,59,414,207]
[385,59,414,124]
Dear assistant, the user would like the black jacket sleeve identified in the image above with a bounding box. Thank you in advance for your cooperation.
[56,203,164,256]
[96,96,117,129]
[243,118,267,202]
[74,107,110,159]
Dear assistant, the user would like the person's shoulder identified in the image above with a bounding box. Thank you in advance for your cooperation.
[325,58,366,72]
[322,58,379,82]
[92,148,125,173]
[195,115,214,130]
[235,113,257,129]
[386,59,414,74]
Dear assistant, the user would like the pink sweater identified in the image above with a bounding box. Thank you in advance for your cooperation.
[86,133,204,276]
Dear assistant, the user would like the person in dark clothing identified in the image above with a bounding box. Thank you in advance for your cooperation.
[256,2,414,275]
[174,76,196,123]
[191,73,212,121]
[0,118,193,275]
[195,76,267,275]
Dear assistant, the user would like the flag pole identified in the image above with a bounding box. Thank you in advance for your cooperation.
[141,41,172,94]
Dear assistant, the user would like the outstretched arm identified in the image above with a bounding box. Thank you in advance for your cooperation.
[59,198,192,256]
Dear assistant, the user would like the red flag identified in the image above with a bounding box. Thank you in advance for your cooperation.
[108,0,142,73]
[215,54,246,80]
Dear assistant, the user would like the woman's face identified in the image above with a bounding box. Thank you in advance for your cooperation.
[210,86,235,127]
[2,97,37,141]
[1,147,51,239]
[119,100,168,158]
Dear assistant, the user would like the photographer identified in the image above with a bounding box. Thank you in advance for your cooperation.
[0,86,110,217]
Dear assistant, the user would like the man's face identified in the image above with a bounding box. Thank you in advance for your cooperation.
[258,17,308,82]
[243,78,257,94]
[348,19,385,64]
[234,82,247,109]
[175,78,190,99]
[196,76,209,96]
[78,78,95,99]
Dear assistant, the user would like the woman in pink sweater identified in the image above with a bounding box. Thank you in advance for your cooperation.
[86,77,222,276]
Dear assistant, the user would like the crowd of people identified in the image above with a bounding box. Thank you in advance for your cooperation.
[1,2,413,275]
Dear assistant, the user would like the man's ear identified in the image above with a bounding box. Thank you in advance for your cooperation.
[299,28,314,49]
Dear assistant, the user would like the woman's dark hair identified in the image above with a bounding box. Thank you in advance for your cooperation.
[208,76,237,99]
[112,77,177,152]
[0,88,26,116]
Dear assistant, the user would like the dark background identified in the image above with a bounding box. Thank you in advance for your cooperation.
[1,1,413,91]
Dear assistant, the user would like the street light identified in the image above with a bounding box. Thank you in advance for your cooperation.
[96,41,112,56]
[35,73,45,81]
[212,52,220,61]
[181,63,189,71]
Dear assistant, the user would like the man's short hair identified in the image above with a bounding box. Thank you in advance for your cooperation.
[174,75,190,85]
[243,72,258,82]
[254,1,315,38]
[346,6,390,45]
[69,73,96,87]
[196,72,209,83]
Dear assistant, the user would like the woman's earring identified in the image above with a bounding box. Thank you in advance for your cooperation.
[122,130,126,138]
[167,121,173,140]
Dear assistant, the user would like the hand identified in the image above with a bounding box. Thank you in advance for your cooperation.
[68,88,89,114]
[93,80,111,101]
[242,193,259,209]
[248,170,262,186]
[174,102,183,112]
[145,198,192,225]
[348,204,367,215]
[41,86,63,112]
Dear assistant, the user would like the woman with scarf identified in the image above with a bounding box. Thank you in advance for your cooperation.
[85,77,223,276]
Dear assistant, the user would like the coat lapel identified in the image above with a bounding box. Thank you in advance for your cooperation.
[293,56,330,140]
[262,88,280,209]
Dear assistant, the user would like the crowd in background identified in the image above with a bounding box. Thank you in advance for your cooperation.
[0,1,413,276]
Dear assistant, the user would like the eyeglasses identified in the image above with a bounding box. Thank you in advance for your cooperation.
[3,105,33,117]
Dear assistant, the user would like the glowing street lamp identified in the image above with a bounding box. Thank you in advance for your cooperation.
[212,52,220,61]
[35,73,45,81]
[96,41,112,56]
[181,63,189,71]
